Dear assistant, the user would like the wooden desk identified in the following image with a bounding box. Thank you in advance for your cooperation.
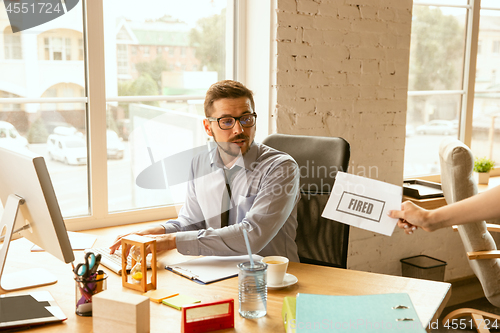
[3,223,451,332]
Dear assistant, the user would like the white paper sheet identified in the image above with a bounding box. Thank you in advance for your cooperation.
[321,172,402,236]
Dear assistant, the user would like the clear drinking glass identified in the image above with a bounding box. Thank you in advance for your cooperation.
[238,261,267,319]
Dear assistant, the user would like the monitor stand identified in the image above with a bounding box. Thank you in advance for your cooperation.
[0,194,57,293]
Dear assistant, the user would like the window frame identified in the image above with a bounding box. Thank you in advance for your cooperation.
[407,0,500,179]
[0,0,266,231]
[70,0,242,230]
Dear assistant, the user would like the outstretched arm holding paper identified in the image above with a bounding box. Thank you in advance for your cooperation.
[389,185,500,234]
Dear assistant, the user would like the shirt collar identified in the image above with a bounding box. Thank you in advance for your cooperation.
[209,141,258,171]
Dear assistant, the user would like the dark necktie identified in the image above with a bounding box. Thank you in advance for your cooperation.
[221,166,241,228]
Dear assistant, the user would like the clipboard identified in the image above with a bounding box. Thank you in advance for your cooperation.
[166,255,262,284]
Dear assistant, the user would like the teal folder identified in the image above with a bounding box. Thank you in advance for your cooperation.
[296,293,426,333]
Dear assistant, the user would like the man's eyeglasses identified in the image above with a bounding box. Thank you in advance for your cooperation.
[207,113,257,130]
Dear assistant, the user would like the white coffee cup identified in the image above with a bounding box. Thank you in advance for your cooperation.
[262,256,289,286]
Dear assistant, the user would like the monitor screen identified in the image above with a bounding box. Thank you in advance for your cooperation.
[0,146,74,265]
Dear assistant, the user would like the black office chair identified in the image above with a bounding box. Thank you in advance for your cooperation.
[262,134,351,268]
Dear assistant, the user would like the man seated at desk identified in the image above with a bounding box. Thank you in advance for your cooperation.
[110,80,300,262]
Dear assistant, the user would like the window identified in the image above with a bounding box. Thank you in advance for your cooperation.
[405,3,466,176]
[43,37,72,61]
[117,44,129,75]
[405,1,500,177]
[493,41,500,54]
[78,38,84,60]
[0,4,88,219]
[0,1,238,228]
[106,0,230,215]
[471,8,500,164]
[3,27,22,60]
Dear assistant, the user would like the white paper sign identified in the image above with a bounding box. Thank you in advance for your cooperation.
[322,172,402,236]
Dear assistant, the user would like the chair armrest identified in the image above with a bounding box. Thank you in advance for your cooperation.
[486,223,500,233]
[467,250,500,260]
[452,224,499,233]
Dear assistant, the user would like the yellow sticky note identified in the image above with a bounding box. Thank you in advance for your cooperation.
[161,294,200,310]
[143,289,179,303]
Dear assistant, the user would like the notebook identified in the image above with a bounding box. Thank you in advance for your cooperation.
[166,255,262,284]
[0,291,67,330]
[295,293,426,333]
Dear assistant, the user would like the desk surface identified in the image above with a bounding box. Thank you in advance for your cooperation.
[2,222,451,332]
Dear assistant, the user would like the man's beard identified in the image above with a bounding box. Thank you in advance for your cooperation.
[213,132,251,158]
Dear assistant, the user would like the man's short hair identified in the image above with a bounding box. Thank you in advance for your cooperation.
[204,80,255,117]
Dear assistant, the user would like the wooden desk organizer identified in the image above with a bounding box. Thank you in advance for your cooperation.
[121,235,157,292]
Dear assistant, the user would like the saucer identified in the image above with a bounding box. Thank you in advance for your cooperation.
[268,273,298,290]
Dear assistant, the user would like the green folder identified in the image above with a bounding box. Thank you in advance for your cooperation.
[161,294,201,311]
[295,293,426,333]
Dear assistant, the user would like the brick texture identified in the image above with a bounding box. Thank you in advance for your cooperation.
[271,0,471,280]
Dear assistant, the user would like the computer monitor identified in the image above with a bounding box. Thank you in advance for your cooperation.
[0,146,74,292]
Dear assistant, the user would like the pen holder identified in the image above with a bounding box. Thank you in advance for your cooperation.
[75,273,108,316]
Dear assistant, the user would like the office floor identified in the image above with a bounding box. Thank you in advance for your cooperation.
[433,297,500,332]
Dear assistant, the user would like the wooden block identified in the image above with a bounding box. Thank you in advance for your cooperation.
[93,290,150,333]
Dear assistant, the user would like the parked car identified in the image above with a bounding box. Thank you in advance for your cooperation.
[47,134,87,165]
[53,125,79,136]
[0,121,29,150]
[107,130,124,159]
[416,120,458,135]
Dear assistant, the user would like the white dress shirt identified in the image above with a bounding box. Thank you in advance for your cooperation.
[161,142,300,262]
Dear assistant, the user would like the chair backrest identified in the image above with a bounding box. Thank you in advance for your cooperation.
[262,134,350,268]
[439,138,500,306]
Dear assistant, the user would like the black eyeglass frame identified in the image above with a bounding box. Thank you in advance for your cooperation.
[206,113,258,130]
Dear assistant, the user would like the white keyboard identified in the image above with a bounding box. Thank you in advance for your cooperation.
[85,247,152,276]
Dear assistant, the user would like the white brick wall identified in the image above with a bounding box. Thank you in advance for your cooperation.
[271,0,474,280]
